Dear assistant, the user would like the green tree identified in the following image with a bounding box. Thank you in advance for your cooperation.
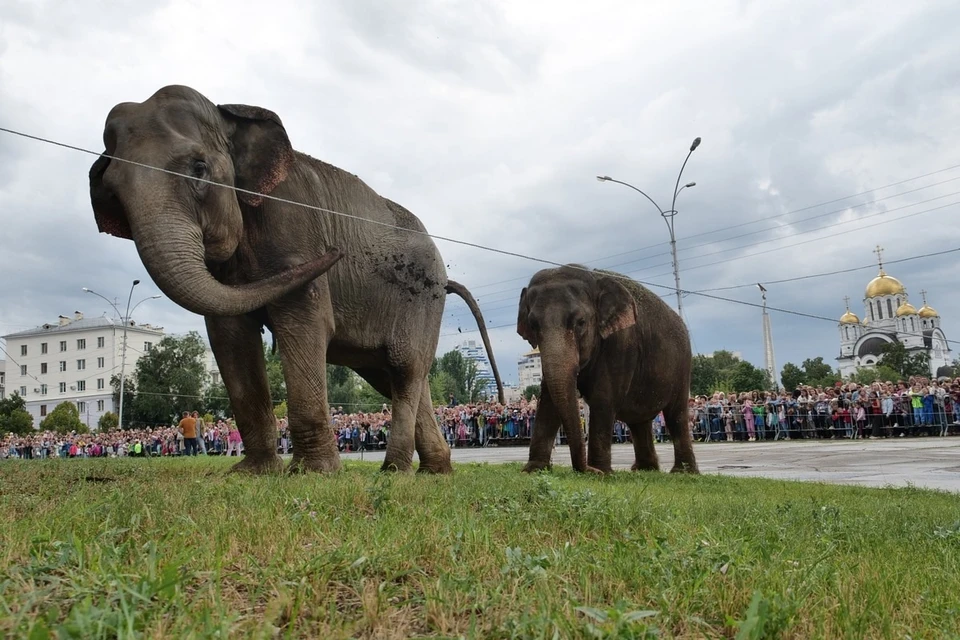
[429,369,457,406]
[264,342,287,403]
[273,400,288,419]
[801,357,840,388]
[0,392,34,435]
[690,354,718,397]
[523,384,541,401]
[878,341,931,378]
[327,364,360,409]
[849,365,901,385]
[434,350,482,403]
[732,360,769,393]
[98,411,119,431]
[40,401,88,434]
[780,362,805,392]
[110,374,137,428]
[203,381,231,418]
[357,379,390,412]
[130,332,209,427]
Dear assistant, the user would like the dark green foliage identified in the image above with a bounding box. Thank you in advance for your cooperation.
[691,350,770,396]
[878,341,931,379]
[0,393,34,435]
[523,385,541,401]
[127,332,209,427]
[39,401,88,434]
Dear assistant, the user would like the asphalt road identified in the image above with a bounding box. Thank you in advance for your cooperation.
[341,437,960,492]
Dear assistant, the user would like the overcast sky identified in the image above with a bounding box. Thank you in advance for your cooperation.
[2,0,959,387]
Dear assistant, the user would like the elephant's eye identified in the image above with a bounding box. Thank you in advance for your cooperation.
[190,160,208,179]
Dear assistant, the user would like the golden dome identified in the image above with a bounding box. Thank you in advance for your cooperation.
[839,310,860,324]
[896,302,918,317]
[865,270,906,298]
[918,305,939,318]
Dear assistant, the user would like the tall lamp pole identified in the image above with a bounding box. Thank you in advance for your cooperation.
[83,280,161,429]
[597,136,701,316]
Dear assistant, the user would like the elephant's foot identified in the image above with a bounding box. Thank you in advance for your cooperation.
[670,460,700,474]
[631,459,660,472]
[417,458,453,474]
[380,458,414,473]
[228,454,285,475]
[522,460,552,474]
[576,465,607,475]
[287,454,342,475]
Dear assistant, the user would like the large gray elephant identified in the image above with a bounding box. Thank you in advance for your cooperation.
[516,265,698,474]
[88,85,504,475]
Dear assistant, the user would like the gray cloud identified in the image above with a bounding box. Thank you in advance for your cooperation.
[2,0,960,388]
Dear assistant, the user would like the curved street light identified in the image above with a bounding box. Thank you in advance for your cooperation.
[596,136,701,316]
[82,280,162,429]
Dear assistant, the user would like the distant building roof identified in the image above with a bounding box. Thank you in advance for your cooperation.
[2,315,165,339]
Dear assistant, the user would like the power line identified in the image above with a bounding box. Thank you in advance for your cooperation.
[468,162,960,290]
[694,246,960,293]
[630,199,960,282]
[445,195,960,310]
[3,126,956,357]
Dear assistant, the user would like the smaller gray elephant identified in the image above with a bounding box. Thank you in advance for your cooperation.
[516,265,698,474]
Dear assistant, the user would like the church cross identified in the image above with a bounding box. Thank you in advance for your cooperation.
[843,295,851,310]
[873,244,885,271]
[921,289,928,305]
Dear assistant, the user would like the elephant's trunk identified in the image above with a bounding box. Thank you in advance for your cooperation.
[125,202,341,317]
[539,331,589,472]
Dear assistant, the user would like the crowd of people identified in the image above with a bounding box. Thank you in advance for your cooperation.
[3,376,960,460]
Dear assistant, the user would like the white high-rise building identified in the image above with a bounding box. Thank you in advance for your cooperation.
[456,340,496,397]
[518,347,542,391]
[1,312,165,429]
[0,360,6,399]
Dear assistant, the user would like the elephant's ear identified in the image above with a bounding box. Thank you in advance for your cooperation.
[516,287,538,347]
[218,103,295,207]
[597,276,637,339]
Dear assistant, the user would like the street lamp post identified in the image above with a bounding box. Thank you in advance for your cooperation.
[597,136,701,316]
[83,280,161,429]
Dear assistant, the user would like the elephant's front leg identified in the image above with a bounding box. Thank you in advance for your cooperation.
[586,403,616,474]
[205,314,284,474]
[522,386,561,473]
[268,296,340,474]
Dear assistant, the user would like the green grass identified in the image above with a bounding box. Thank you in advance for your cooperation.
[2,459,960,639]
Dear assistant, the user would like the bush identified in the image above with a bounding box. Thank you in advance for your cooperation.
[40,402,89,434]
[98,411,119,431]
[274,400,288,419]
[0,409,34,435]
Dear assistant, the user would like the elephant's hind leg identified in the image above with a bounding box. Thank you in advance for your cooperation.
[663,401,699,474]
[627,419,659,472]
[380,369,423,473]
[415,378,453,474]
[206,314,284,475]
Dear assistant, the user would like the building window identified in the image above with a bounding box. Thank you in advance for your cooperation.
[910,318,916,332]
[40,405,47,417]
[77,339,86,350]
[97,399,104,412]
[77,401,86,414]
[77,380,86,391]
[60,340,67,352]
[97,378,104,390]
[97,357,105,368]
[59,382,66,393]
[869,305,874,321]
[77,359,86,371]
[40,384,47,395]
[41,342,48,355]
[20,345,27,356]
[20,365,27,376]
[19,386,26,396]
[97,336,105,348]
[40,362,48,374]
[59,361,66,372]
[876,301,883,320]
[887,298,894,318]
[144,341,153,352]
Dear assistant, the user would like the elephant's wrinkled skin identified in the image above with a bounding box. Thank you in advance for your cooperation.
[89,85,504,475]
[516,265,698,474]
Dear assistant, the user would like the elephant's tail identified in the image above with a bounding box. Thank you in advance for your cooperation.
[445,280,506,404]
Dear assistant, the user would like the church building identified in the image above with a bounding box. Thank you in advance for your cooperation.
[837,246,951,379]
